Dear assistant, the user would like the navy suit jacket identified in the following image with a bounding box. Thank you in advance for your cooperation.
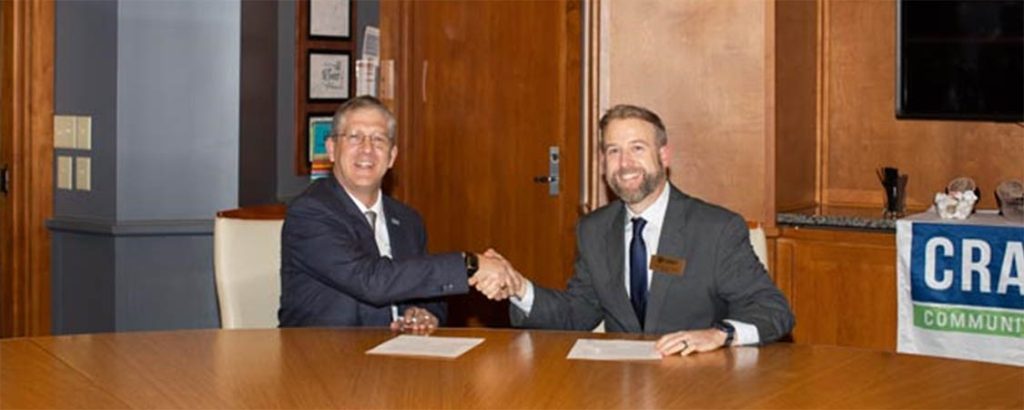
[511,185,794,342]
[278,178,467,327]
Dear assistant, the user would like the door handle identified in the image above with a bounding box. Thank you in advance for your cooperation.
[532,147,559,196]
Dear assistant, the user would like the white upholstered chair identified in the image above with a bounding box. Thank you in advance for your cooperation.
[747,221,770,271]
[213,205,286,329]
[591,221,770,333]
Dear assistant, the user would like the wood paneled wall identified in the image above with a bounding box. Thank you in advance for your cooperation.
[0,0,53,337]
[778,0,1024,212]
[775,0,818,212]
[602,0,774,223]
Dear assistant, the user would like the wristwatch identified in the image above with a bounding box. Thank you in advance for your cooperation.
[464,252,479,277]
[714,321,736,346]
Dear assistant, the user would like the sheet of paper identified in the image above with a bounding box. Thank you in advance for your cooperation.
[566,339,661,361]
[366,335,484,359]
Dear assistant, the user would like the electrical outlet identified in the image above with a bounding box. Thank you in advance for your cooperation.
[54,115,76,149]
[57,155,73,190]
[76,116,92,150]
[75,157,91,191]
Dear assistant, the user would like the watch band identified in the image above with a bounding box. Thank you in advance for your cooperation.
[464,252,479,277]
[715,321,736,346]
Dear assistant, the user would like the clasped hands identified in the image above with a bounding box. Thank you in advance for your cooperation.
[390,306,438,335]
[467,249,525,300]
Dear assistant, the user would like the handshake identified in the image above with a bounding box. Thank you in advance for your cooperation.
[467,249,526,301]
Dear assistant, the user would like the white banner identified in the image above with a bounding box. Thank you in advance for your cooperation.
[897,211,1024,366]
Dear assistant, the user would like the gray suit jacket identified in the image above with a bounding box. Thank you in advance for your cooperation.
[511,185,794,341]
[278,178,467,327]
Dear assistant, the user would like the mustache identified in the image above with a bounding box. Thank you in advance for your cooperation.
[614,167,646,179]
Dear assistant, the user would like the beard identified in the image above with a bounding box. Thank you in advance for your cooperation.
[607,162,666,205]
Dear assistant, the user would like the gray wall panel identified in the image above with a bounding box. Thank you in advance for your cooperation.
[51,232,116,334]
[276,0,308,201]
[239,0,279,206]
[54,0,117,220]
[115,235,218,331]
[116,0,239,219]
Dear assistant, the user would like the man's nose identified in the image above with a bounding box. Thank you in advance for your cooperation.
[357,136,375,151]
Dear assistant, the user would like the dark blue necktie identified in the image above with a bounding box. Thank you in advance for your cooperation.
[630,217,648,328]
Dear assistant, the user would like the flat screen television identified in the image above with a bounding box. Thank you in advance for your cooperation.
[896,0,1024,122]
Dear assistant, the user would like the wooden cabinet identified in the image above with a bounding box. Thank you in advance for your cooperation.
[773,227,897,351]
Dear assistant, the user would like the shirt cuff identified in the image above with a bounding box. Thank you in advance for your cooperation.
[509,281,535,316]
[724,319,760,346]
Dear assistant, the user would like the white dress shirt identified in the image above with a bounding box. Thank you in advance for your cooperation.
[512,182,760,345]
[345,190,399,321]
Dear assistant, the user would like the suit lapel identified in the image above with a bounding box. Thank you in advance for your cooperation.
[645,186,688,331]
[602,203,643,333]
[326,178,381,257]
[382,199,409,260]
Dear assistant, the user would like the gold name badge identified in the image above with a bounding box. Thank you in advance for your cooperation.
[650,254,686,276]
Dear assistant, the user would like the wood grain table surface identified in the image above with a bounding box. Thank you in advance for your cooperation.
[2,327,1021,409]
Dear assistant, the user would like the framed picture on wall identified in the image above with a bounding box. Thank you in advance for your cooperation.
[308,114,334,163]
[309,0,351,40]
[308,50,350,101]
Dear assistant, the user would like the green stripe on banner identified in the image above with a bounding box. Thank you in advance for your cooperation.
[914,305,1024,338]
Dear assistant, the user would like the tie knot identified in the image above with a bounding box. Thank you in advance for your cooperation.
[631,217,647,235]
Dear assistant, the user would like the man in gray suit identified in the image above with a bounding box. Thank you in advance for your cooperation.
[496,104,794,356]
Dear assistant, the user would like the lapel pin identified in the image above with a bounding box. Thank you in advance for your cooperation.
[390,218,400,226]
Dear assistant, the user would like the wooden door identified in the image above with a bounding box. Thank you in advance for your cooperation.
[384,0,582,326]
[0,0,53,337]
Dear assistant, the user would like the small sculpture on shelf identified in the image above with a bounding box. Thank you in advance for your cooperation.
[995,180,1023,222]
[934,177,979,220]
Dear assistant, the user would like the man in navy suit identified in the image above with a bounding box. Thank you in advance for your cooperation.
[279,96,516,330]
[493,104,793,356]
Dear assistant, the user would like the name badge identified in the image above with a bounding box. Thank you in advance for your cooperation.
[650,254,686,276]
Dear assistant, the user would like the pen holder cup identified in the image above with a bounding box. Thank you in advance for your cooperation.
[883,175,908,219]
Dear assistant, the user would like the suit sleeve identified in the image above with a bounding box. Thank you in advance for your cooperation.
[282,198,468,308]
[403,218,449,325]
[509,223,604,331]
[713,216,795,342]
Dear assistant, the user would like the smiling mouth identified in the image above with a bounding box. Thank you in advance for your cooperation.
[354,160,376,169]
[616,169,644,183]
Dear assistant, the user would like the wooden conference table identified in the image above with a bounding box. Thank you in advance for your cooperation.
[2,328,1021,409]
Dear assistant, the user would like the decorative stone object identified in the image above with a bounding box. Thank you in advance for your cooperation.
[934,177,979,220]
[995,180,1023,222]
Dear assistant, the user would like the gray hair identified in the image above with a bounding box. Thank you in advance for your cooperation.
[329,95,398,142]
[597,104,668,149]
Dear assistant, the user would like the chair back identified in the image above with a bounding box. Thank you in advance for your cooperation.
[213,205,286,329]
[748,222,769,270]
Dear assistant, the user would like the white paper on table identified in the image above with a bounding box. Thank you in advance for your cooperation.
[566,339,661,361]
[366,335,484,359]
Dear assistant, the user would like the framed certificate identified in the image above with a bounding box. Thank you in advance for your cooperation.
[308,50,350,101]
[309,0,351,40]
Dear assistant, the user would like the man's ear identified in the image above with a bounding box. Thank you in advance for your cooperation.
[325,138,337,162]
[659,144,670,167]
[387,144,398,169]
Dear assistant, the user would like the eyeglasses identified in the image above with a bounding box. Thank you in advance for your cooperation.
[335,132,391,150]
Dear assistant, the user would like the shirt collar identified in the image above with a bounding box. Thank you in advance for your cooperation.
[625,181,671,225]
[344,189,384,217]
